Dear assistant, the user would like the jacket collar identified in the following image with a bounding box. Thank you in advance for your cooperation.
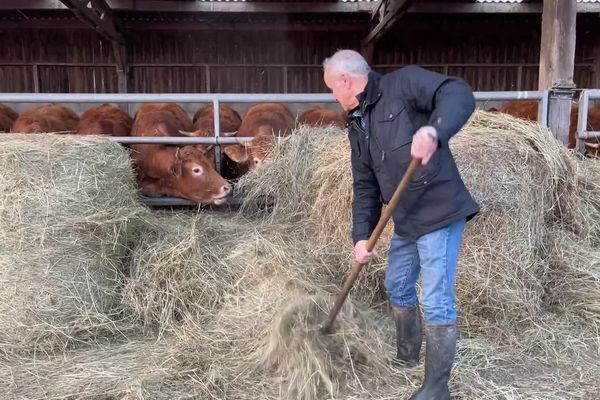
[356,70,383,113]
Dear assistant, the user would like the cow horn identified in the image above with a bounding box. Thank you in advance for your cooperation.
[222,130,238,137]
[178,130,194,136]
[585,142,600,149]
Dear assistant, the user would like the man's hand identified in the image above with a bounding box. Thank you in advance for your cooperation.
[411,126,438,166]
[354,240,376,264]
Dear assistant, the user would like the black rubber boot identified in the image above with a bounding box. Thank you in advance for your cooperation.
[392,304,423,367]
[409,324,457,400]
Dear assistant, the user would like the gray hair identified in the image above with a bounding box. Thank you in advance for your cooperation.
[323,49,371,77]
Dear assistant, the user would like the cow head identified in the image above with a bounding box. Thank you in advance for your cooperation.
[223,134,275,173]
[584,141,600,159]
[164,145,232,204]
[178,128,238,168]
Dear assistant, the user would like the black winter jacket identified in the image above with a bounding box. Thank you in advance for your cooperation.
[347,65,479,244]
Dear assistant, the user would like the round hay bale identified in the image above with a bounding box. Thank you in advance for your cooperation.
[0,134,149,354]
[235,111,600,335]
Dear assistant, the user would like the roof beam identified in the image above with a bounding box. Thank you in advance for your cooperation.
[363,0,413,45]
[0,0,374,13]
[407,2,600,14]
[58,0,124,43]
[4,1,600,13]
[59,0,128,92]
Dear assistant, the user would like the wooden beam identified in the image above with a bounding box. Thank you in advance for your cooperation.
[3,1,600,13]
[0,0,373,12]
[406,2,600,14]
[594,34,600,90]
[32,64,40,93]
[59,0,129,94]
[363,0,413,44]
[59,0,124,43]
[539,0,577,148]
[0,19,368,32]
[539,0,577,90]
[108,0,374,13]
[112,40,128,93]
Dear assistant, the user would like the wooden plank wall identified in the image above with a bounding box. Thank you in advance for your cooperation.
[374,13,599,91]
[0,13,598,94]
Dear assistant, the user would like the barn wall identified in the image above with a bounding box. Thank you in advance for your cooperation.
[374,13,599,91]
[0,13,598,94]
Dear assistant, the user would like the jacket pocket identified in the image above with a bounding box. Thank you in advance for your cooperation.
[388,138,441,191]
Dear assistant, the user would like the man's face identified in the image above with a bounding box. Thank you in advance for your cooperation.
[324,69,359,112]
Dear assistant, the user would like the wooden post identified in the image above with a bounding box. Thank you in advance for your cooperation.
[538,0,577,147]
[594,35,600,89]
[112,41,129,111]
[32,64,40,93]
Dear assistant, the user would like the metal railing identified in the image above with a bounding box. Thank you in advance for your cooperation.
[0,90,553,206]
[577,89,600,140]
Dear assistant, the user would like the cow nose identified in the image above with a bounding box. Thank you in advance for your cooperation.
[221,185,231,195]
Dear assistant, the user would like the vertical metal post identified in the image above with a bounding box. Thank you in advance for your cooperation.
[283,66,288,94]
[539,90,549,128]
[516,65,523,90]
[213,99,221,174]
[577,90,590,153]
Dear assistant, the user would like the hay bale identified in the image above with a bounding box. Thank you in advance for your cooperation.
[124,211,256,334]
[236,111,600,333]
[229,113,600,397]
[0,339,180,399]
[0,134,148,354]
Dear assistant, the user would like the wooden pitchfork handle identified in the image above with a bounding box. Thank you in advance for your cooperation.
[320,158,421,334]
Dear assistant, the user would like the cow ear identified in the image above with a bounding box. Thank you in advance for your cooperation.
[156,122,171,136]
[171,160,183,177]
[223,144,248,163]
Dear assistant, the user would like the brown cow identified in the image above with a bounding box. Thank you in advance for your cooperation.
[190,104,243,179]
[11,104,79,134]
[584,103,600,159]
[222,103,295,175]
[76,104,133,136]
[130,103,231,204]
[296,105,346,129]
[190,105,242,160]
[135,103,194,132]
[0,103,18,133]
[498,99,600,157]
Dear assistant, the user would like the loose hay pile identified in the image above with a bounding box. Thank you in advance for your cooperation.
[2,112,600,399]
[0,134,149,355]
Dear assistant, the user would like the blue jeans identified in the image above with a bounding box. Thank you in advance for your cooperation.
[384,219,466,325]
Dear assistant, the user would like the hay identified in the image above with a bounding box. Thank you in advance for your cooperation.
[0,134,149,355]
[228,111,600,397]
[3,110,600,399]
[0,339,181,399]
[124,211,257,335]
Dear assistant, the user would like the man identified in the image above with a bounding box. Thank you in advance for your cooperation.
[322,49,479,400]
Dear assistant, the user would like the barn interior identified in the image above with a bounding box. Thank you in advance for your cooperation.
[1,2,600,400]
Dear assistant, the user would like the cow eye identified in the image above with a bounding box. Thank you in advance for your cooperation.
[192,166,203,175]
